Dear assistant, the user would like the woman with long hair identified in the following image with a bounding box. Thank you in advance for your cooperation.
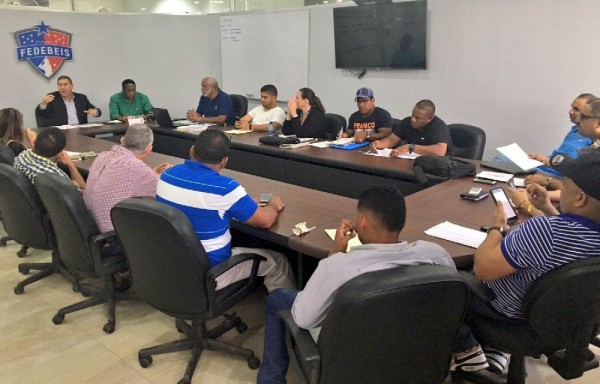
[0,108,37,156]
[282,87,327,138]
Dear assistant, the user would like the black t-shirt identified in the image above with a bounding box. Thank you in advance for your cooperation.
[392,116,453,156]
[348,107,393,133]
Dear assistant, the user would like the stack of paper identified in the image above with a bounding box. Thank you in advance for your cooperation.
[496,143,543,171]
[224,129,253,135]
[425,221,487,248]
[330,137,354,146]
[325,229,362,252]
[475,171,513,182]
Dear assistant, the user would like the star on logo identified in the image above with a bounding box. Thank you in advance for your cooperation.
[36,21,51,36]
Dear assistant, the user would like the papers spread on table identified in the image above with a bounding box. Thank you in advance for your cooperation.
[224,129,253,135]
[397,152,420,159]
[496,143,543,171]
[329,137,354,146]
[310,141,331,148]
[425,221,487,249]
[55,123,103,129]
[66,151,99,161]
[475,171,514,182]
[176,124,210,134]
[364,148,392,157]
[325,229,362,252]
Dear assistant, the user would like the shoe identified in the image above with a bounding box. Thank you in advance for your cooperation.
[484,347,510,374]
[451,344,489,372]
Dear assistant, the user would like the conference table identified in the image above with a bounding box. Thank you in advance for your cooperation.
[63,127,514,277]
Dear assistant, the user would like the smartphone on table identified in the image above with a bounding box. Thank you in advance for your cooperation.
[259,193,272,206]
[490,187,519,224]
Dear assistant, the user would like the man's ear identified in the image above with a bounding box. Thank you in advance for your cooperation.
[120,136,125,145]
[220,156,229,169]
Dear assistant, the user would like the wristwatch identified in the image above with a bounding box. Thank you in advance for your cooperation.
[408,143,416,153]
[487,226,505,237]
[366,131,371,139]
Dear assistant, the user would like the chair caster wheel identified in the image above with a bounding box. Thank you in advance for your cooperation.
[14,284,24,295]
[176,321,185,334]
[18,265,30,275]
[139,355,153,368]
[0,238,7,246]
[247,356,260,370]
[177,379,191,384]
[236,322,248,334]
[17,249,27,258]
[72,283,80,293]
[103,321,115,334]
[52,313,65,325]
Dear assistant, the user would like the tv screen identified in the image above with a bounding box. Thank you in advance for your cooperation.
[333,1,427,69]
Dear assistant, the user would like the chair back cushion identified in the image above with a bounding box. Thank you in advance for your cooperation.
[0,142,16,165]
[448,124,486,160]
[317,265,468,384]
[230,94,248,118]
[0,163,53,249]
[111,199,212,317]
[34,173,99,272]
[324,113,347,140]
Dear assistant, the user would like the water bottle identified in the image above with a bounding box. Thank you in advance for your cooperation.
[268,120,275,136]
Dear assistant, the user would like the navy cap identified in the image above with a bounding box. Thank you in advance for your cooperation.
[550,151,600,201]
[354,87,374,101]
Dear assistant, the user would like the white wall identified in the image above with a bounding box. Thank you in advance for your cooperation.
[2,0,600,159]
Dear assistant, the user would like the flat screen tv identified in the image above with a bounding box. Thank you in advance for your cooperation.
[333,1,427,69]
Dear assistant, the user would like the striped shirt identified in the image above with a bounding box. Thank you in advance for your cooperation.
[83,145,159,232]
[156,160,258,266]
[486,214,600,319]
[13,149,69,184]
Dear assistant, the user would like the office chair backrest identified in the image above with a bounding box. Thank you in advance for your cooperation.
[324,113,347,140]
[523,256,600,349]
[316,265,469,384]
[230,94,248,118]
[0,163,53,249]
[0,142,16,165]
[448,124,486,160]
[35,173,99,273]
[111,199,212,316]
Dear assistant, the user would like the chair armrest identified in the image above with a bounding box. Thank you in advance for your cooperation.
[278,310,321,364]
[206,252,266,280]
[90,230,126,272]
[459,270,496,301]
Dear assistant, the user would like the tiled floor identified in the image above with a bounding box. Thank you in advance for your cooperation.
[0,235,599,384]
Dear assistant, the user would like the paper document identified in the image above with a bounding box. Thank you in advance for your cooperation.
[325,229,362,252]
[425,221,486,248]
[476,171,513,182]
[107,120,121,124]
[176,124,209,134]
[224,129,253,135]
[55,125,76,129]
[310,141,331,148]
[77,123,103,128]
[364,148,392,157]
[496,143,543,171]
[278,134,297,138]
[66,151,98,161]
[398,152,420,159]
[513,177,526,188]
[330,137,354,146]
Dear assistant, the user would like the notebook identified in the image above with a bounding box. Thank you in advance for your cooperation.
[480,160,537,175]
[153,108,190,128]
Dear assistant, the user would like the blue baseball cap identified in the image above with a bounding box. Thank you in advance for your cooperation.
[354,87,374,101]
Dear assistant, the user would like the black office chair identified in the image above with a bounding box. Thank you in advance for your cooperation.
[0,142,17,248]
[448,124,486,160]
[34,173,133,334]
[453,258,600,384]
[111,198,265,384]
[230,94,248,119]
[279,265,469,384]
[324,113,347,140]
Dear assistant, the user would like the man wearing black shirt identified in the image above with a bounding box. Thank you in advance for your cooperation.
[370,99,452,156]
[342,87,393,143]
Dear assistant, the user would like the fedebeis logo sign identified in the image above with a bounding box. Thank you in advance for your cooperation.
[14,21,73,80]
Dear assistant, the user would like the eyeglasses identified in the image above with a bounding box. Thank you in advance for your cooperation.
[580,113,600,121]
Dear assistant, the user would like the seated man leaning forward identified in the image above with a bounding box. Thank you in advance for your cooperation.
[13,127,85,189]
[256,185,455,383]
[109,79,154,121]
[186,76,235,125]
[84,124,170,234]
[235,84,285,132]
[451,151,600,374]
[156,129,295,292]
[342,87,393,143]
[370,99,452,157]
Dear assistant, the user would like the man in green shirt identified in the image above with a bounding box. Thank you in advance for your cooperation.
[109,79,153,121]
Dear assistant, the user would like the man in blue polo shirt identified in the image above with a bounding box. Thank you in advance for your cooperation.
[186,76,235,125]
[156,129,294,292]
[452,151,600,374]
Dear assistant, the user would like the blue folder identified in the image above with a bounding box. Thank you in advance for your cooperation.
[329,141,370,151]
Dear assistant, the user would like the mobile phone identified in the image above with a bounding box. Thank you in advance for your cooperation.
[259,193,272,203]
[490,187,519,224]
[473,177,497,185]
[467,187,483,197]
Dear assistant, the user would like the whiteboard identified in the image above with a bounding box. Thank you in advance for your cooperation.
[220,10,309,101]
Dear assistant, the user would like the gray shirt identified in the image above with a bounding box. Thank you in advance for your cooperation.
[291,240,455,339]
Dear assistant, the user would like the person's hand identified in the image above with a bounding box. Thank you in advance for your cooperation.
[340,132,350,139]
[370,140,383,152]
[354,131,367,143]
[41,94,54,105]
[492,202,510,232]
[84,108,99,117]
[237,120,251,130]
[287,98,297,115]
[528,153,550,166]
[526,183,553,212]
[390,145,409,157]
[187,110,202,122]
[329,219,356,255]
[267,196,285,211]
[153,163,171,174]
[524,174,548,186]
[506,188,527,211]
[57,150,75,166]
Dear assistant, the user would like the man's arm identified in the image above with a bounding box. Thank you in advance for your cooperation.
[108,95,121,120]
[57,151,86,189]
[473,202,516,281]
[526,183,560,216]
[141,93,154,115]
[328,219,356,256]
[392,142,448,157]
[244,196,285,228]
[370,133,401,151]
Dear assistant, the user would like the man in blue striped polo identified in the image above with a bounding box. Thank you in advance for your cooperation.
[452,151,600,374]
[156,129,294,292]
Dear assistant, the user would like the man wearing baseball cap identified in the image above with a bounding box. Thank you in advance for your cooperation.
[370,99,453,157]
[451,151,600,373]
[341,87,393,143]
